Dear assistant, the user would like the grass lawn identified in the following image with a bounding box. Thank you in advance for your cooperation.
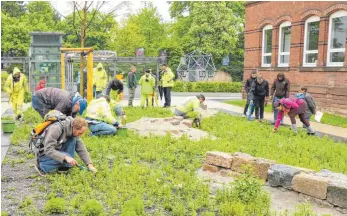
[224,99,347,128]
[3,107,346,215]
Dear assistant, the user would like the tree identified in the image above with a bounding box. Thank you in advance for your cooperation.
[1,1,26,17]
[25,1,60,31]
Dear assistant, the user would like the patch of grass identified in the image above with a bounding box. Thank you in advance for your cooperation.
[123,106,174,123]
[44,197,66,214]
[224,99,347,128]
[19,197,33,209]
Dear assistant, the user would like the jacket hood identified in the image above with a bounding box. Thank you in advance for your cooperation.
[97,63,104,70]
[13,67,21,74]
[277,72,285,80]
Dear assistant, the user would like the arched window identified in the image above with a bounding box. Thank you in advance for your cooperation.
[327,10,347,66]
[278,21,291,67]
[262,25,272,67]
[303,16,320,67]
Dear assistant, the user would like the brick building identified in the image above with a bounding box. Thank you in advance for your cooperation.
[244,1,347,116]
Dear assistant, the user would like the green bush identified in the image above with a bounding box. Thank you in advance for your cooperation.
[44,197,66,214]
[172,81,242,92]
[121,197,144,216]
[22,107,42,124]
[81,199,106,216]
[24,91,32,103]
[1,72,9,92]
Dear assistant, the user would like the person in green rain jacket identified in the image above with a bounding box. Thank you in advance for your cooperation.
[138,69,155,108]
[4,67,29,119]
[175,94,206,119]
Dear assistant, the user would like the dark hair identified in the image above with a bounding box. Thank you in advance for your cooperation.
[251,70,257,74]
[161,63,167,67]
[300,86,308,92]
[145,69,150,73]
[277,72,285,78]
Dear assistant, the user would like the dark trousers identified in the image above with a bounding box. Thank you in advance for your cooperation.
[288,103,310,127]
[163,87,172,107]
[243,101,250,115]
[254,97,265,119]
[32,95,50,118]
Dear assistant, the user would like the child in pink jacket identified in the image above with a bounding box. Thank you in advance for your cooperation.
[273,98,315,135]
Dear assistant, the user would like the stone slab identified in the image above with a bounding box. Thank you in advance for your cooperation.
[205,151,233,169]
[292,173,328,199]
[170,120,181,125]
[202,163,220,173]
[250,158,275,180]
[173,116,184,121]
[268,164,302,189]
[316,169,347,209]
[230,152,255,173]
[181,119,194,128]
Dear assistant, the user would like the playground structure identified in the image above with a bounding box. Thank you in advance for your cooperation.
[176,50,217,82]
[1,32,165,95]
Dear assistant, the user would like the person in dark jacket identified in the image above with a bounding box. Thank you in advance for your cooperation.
[31,87,87,118]
[249,75,269,122]
[243,70,257,116]
[127,66,137,106]
[34,116,97,176]
[296,86,316,127]
[270,72,290,124]
[105,77,124,102]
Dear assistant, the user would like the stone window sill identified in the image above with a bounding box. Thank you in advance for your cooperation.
[298,67,347,72]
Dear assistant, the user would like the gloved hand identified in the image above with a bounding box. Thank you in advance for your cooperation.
[273,128,277,133]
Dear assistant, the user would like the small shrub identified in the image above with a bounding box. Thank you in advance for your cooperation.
[44,197,66,214]
[1,211,9,216]
[172,81,242,92]
[10,124,31,145]
[291,202,317,216]
[24,91,32,103]
[80,199,106,216]
[121,197,144,216]
[19,197,33,209]
[22,107,42,124]
[1,72,9,92]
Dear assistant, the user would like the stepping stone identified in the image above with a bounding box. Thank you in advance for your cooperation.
[292,173,328,199]
[205,151,233,168]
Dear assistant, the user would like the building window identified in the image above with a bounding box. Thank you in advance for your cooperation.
[303,16,320,67]
[278,21,291,67]
[327,10,347,66]
[262,25,272,67]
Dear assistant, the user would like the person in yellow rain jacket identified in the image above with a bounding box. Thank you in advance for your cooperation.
[161,64,175,107]
[175,94,206,127]
[4,67,29,119]
[93,63,107,98]
[138,69,155,108]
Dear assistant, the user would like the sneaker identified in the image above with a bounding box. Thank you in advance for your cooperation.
[307,132,315,136]
[242,114,246,117]
[34,165,46,177]
[16,115,22,120]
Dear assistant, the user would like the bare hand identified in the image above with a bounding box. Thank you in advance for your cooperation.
[87,164,97,173]
[64,156,79,166]
[117,124,123,129]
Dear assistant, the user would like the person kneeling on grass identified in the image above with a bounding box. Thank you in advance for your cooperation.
[85,95,122,136]
[35,117,97,176]
[175,94,206,127]
[273,98,315,135]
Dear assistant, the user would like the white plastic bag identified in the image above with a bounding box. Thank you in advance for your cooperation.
[314,111,323,122]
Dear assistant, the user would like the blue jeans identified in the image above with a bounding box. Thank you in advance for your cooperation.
[89,122,117,136]
[273,96,284,123]
[32,95,50,118]
[39,137,76,173]
[247,103,255,121]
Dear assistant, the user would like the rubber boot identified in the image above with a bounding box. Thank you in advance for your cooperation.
[291,124,298,133]
[307,126,315,135]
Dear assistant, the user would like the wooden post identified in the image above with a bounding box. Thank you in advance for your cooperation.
[79,1,87,95]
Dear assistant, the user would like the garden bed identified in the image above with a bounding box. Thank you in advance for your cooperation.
[2,107,347,215]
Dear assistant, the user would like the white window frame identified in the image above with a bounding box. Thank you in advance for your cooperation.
[303,16,320,67]
[278,21,291,67]
[262,25,273,67]
[327,10,347,67]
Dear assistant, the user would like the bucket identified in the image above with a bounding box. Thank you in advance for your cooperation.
[117,126,128,137]
[2,120,16,133]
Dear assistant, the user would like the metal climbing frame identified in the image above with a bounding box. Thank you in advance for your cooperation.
[60,47,94,102]
[176,50,217,82]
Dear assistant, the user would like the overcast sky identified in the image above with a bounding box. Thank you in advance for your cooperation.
[51,1,172,24]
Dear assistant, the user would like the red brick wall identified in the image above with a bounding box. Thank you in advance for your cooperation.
[244,1,347,116]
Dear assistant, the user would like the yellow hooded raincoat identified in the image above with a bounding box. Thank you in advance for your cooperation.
[93,63,107,92]
[4,67,29,116]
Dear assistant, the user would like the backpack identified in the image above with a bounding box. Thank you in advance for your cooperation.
[29,110,67,151]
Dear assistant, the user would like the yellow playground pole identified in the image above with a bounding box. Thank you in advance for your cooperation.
[87,51,93,103]
[60,47,94,102]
